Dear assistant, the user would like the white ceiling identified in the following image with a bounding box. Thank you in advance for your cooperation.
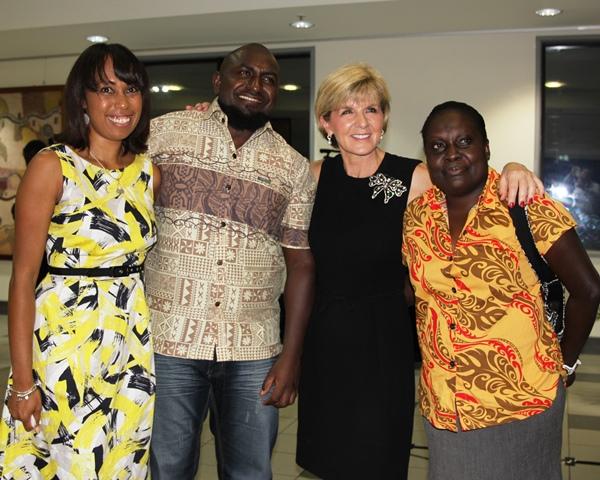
[2,0,600,61]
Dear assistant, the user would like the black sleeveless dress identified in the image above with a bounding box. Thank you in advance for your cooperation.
[297,152,421,479]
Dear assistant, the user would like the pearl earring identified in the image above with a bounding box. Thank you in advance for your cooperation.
[83,112,90,125]
[327,133,333,146]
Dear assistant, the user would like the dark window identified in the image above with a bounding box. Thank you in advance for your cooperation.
[143,52,312,157]
[540,40,600,250]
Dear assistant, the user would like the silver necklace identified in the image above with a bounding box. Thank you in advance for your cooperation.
[89,149,125,195]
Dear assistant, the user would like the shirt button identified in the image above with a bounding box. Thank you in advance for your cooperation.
[220,221,226,227]
[232,153,237,159]
[216,260,223,266]
[451,287,457,293]
[448,255,453,261]
[450,323,456,330]
[221,118,225,124]
[449,360,456,368]
[225,184,232,191]
[215,301,221,307]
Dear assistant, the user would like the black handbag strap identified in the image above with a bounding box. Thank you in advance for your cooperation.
[509,205,556,283]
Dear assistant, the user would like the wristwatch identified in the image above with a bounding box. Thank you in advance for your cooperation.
[562,359,582,376]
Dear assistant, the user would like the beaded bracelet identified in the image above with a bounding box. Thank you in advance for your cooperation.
[7,381,39,401]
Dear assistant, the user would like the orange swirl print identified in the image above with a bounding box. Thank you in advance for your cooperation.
[529,196,575,242]
[403,169,571,431]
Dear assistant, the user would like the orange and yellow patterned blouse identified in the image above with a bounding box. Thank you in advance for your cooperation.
[402,168,576,431]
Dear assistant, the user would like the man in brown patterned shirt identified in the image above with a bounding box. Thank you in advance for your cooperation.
[147,44,316,479]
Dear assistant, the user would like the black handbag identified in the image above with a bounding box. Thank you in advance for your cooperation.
[509,205,565,339]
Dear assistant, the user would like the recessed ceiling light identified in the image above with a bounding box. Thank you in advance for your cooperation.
[86,35,109,43]
[151,85,184,93]
[545,81,565,88]
[290,15,314,29]
[547,45,576,52]
[535,8,562,17]
[281,84,301,91]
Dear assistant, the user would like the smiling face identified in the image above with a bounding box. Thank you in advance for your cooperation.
[83,57,142,145]
[213,45,279,122]
[320,93,384,161]
[423,109,490,199]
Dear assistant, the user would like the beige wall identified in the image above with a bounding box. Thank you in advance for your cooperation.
[0,56,77,88]
[0,30,539,172]
[312,32,537,170]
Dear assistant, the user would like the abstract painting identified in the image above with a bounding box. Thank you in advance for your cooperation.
[0,86,62,257]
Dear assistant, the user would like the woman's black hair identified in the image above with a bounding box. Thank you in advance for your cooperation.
[421,101,488,142]
[56,43,150,154]
[22,139,47,164]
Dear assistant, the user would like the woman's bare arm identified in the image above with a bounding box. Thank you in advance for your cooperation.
[545,229,600,386]
[7,149,62,430]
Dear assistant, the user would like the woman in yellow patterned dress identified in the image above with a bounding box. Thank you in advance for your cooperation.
[0,43,159,479]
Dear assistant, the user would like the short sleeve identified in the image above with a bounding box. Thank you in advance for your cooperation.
[148,111,204,162]
[527,194,577,255]
[280,152,316,249]
[148,116,164,158]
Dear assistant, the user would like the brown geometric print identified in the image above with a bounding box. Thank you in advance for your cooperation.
[157,164,289,240]
[402,168,575,431]
[146,100,316,361]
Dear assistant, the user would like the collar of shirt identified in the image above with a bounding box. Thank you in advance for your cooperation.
[426,168,502,228]
[207,97,285,147]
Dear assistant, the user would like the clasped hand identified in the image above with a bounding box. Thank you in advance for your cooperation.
[7,388,42,433]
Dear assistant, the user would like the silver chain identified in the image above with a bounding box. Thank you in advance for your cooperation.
[89,149,123,182]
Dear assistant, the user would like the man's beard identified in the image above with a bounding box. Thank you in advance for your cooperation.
[218,99,270,131]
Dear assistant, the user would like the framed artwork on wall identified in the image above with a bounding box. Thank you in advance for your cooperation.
[0,85,63,258]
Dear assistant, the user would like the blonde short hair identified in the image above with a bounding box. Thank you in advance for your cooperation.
[315,63,391,141]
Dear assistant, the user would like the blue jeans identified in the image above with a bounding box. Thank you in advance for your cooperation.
[150,353,278,480]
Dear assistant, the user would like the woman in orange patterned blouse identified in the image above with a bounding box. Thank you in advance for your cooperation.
[402,101,600,480]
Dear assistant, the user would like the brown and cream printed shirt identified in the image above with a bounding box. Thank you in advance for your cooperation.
[146,99,315,361]
[403,168,576,431]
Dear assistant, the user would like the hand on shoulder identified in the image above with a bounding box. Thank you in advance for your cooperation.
[185,101,211,112]
[498,162,545,206]
[407,162,433,203]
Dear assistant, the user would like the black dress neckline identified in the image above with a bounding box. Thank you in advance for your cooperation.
[338,152,388,181]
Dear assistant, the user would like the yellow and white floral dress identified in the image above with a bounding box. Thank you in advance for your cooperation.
[0,144,156,479]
